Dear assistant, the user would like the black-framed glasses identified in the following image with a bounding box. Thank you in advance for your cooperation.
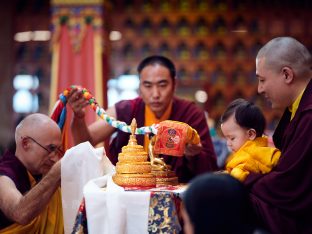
[23,136,64,156]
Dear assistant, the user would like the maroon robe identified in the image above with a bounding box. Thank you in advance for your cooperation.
[107,97,217,183]
[245,79,312,233]
[0,150,31,229]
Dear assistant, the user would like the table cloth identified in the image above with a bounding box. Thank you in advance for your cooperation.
[72,176,185,234]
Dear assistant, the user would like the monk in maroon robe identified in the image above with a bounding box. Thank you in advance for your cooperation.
[69,55,217,183]
[245,37,312,233]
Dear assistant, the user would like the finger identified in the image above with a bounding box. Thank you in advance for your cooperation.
[75,98,88,106]
[68,91,79,103]
[75,100,89,110]
[69,90,84,104]
[82,102,89,108]
[68,87,78,97]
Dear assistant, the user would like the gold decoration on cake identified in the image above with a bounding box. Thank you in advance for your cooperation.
[112,119,156,188]
[149,136,168,171]
[149,136,179,186]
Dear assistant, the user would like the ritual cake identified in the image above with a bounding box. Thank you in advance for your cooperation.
[112,119,156,188]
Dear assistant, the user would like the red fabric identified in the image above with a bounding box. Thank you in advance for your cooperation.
[154,121,188,157]
[54,25,98,148]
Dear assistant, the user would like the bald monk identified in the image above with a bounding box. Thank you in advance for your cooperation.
[246,37,312,233]
[0,113,64,233]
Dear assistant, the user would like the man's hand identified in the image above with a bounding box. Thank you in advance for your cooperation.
[67,87,89,119]
[0,161,61,225]
[184,142,202,157]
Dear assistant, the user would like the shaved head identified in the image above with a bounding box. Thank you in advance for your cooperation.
[14,113,62,174]
[256,37,312,79]
[15,113,60,144]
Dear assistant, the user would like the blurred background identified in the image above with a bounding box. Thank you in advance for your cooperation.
[0,0,311,154]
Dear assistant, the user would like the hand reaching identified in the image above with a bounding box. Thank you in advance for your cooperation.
[67,86,89,119]
[184,142,202,157]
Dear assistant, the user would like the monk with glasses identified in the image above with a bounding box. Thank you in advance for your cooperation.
[0,113,64,233]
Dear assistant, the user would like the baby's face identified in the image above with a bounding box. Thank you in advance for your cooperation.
[221,115,250,152]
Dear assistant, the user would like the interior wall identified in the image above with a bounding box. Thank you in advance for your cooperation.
[0,2,15,151]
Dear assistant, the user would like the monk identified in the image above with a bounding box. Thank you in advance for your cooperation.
[0,113,63,233]
[181,173,257,234]
[68,55,217,183]
[245,37,312,233]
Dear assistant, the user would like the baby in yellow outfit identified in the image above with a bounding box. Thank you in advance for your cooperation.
[220,98,281,181]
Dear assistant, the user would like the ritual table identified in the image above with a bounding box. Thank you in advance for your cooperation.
[71,176,186,234]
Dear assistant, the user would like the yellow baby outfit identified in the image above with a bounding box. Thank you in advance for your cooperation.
[226,136,281,182]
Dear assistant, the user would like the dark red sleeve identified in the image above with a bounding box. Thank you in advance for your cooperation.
[182,102,218,173]
[245,111,312,233]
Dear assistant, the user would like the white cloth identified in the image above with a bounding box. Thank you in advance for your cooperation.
[83,175,151,234]
[61,141,114,234]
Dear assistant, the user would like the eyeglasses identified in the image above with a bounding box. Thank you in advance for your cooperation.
[23,136,64,156]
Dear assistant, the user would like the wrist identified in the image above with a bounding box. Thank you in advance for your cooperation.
[51,161,61,176]
[73,113,85,120]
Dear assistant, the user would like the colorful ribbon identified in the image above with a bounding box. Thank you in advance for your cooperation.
[53,85,158,135]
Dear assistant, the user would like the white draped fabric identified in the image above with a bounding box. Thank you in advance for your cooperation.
[61,141,115,234]
[83,176,151,234]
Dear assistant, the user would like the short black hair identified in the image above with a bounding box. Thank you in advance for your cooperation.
[137,55,176,82]
[182,173,256,234]
[220,98,266,137]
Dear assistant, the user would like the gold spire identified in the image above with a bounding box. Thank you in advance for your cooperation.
[128,118,138,146]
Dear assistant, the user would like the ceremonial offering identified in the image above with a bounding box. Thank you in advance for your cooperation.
[149,136,179,186]
[54,86,200,146]
[112,119,156,188]
[154,120,200,157]
[153,169,179,186]
[52,86,199,187]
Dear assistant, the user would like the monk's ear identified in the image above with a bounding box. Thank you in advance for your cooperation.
[21,137,31,151]
[247,129,257,140]
[281,66,294,84]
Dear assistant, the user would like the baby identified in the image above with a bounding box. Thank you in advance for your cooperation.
[220,98,281,181]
